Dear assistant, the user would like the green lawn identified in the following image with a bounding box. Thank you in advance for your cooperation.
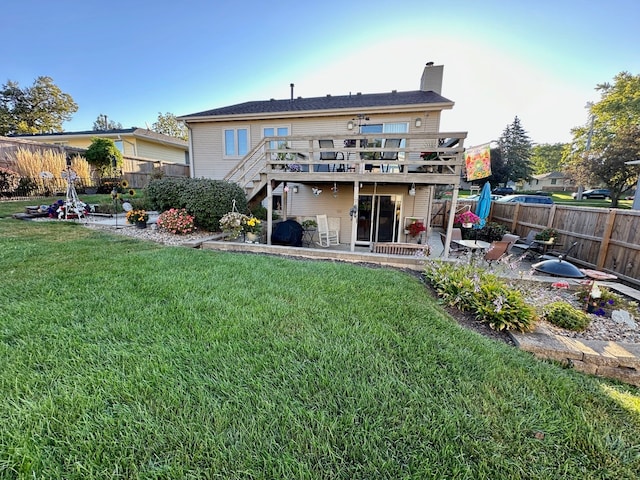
[1,219,639,479]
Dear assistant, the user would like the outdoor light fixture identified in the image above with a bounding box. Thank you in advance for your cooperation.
[415,118,422,128]
[332,182,338,198]
[292,186,298,194]
[409,183,416,196]
[347,120,354,130]
[312,187,322,196]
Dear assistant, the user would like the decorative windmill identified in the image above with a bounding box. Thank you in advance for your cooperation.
[58,156,87,220]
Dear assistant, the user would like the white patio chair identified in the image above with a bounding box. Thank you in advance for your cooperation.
[316,214,339,247]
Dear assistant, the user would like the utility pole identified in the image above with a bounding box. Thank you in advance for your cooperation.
[576,105,594,200]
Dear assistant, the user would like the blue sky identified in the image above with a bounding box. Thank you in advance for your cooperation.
[3,0,638,147]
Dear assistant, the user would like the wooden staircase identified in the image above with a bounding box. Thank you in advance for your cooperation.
[224,139,271,202]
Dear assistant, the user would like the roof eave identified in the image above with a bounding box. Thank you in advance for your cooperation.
[180,101,454,124]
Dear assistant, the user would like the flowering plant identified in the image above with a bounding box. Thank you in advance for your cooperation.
[243,216,262,234]
[157,208,196,234]
[126,209,149,224]
[407,220,426,237]
[219,211,248,238]
[454,210,480,226]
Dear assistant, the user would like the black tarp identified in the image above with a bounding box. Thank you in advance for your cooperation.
[271,220,303,247]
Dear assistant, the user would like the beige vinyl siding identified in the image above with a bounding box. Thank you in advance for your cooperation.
[282,183,432,245]
[190,123,225,178]
[135,139,187,164]
[189,108,444,179]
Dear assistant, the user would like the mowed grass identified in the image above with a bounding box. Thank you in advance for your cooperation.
[1,219,639,479]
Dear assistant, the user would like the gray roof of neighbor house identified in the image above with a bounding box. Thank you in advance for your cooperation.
[180,90,453,119]
[11,128,188,148]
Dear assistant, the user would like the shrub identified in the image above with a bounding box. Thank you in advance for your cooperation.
[0,167,21,195]
[85,138,123,177]
[157,208,196,235]
[145,177,248,232]
[544,301,591,331]
[424,261,538,332]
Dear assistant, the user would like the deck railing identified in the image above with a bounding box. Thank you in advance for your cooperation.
[225,132,467,198]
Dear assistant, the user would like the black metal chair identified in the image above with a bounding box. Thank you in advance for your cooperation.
[380,138,402,173]
[317,139,344,172]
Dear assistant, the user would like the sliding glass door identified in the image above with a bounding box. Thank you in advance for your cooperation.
[356,194,402,244]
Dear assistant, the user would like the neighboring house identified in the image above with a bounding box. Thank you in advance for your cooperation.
[11,128,189,165]
[521,171,575,192]
[179,63,467,251]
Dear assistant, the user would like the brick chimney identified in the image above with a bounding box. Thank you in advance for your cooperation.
[420,62,443,94]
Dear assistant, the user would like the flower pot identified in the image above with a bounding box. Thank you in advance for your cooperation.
[462,222,473,228]
[246,232,259,243]
[135,221,147,229]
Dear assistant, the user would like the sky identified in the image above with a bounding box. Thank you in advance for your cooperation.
[2,0,639,148]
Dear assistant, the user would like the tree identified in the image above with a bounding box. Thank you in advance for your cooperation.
[572,126,640,207]
[565,72,640,205]
[530,143,567,174]
[497,116,533,184]
[84,138,123,178]
[151,112,188,141]
[0,76,78,135]
[93,114,122,131]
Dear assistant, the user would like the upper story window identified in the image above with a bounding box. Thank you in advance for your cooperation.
[114,140,124,153]
[224,128,248,157]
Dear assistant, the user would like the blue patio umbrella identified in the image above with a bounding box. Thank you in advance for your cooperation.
[474,181,492,229]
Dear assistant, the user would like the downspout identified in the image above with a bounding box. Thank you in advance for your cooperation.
[187,126,194,178]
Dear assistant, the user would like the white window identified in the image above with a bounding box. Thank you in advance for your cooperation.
[224,128,249,157]
[263,126,289,148]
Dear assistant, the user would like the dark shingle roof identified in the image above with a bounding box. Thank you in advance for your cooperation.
[181,90,452,118]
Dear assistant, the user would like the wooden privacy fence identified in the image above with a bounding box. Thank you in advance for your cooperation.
[121,156,190,189]
[0,137,189,192]
[433,200,640,287]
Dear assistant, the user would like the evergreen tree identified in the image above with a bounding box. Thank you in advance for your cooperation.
[497,116,533,184]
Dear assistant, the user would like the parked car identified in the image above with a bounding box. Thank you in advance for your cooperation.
[465,194,503,201]
[496,194,554,205]
[571,189,611,199]
[492,187,514,195]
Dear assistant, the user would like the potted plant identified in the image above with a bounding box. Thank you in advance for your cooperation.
[126,209,149,228]
[243,216,262,243]
[454,210,480,228]
[301,219,317,230]
[535,228,558,242]
[407,220,426,237]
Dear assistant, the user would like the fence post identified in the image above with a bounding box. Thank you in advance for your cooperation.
[596,210,616,270]
[510,203,521,232]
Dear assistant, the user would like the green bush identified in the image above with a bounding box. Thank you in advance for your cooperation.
[145,177,248,232]
[424,261,538,332]
[544,301,591,331]
[85,138,123,177]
